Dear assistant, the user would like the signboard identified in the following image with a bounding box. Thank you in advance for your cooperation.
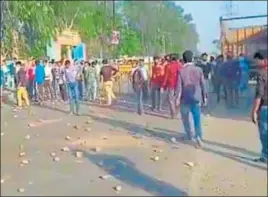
[111,30,120,45]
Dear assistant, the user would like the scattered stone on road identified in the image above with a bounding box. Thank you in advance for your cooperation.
[65,136,71,141]
[50,152,56,157]
[1,179,4,184]
[21,160,29,165]
[99,175,112,180]
[1,132,4,136]
[75,151,83,158]
[154,149,163,153]
[114,185,122,192]
[92,147,101,152]
[184,161,195,167]
[84,128,91,132]
[19,145,24,150]
[13,115,18,118]
[85,120,92,124]
[17,188,25,193]
[152,156,160,161]
[170,137,177,143]
[53,157,60,162]
[61,147,70,152]
[25,135,30,140]
[73,125,79,130]
[19,152,26,157]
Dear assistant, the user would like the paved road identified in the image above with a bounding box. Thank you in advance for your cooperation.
[1,90,267,196]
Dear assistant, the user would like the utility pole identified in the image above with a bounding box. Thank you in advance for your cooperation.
[112,0,116,59]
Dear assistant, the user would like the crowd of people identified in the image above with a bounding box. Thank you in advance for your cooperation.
[131,50,267,162]
[0,58,119,115]
[0,49,267,163]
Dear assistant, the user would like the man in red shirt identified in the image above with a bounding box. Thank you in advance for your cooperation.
[150,56,165,111]
[163,54,183,118]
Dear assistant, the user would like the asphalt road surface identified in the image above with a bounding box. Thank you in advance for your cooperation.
[1,89,267,196]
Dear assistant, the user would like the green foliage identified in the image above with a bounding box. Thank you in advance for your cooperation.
[1,0,199,58]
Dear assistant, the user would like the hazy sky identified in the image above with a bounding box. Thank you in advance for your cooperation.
[175,1,268,53]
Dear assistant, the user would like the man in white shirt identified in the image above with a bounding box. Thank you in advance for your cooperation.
[43,60,54,101]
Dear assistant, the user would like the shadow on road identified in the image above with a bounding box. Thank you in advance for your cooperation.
[87,113,267,171]
[72,149,188,196]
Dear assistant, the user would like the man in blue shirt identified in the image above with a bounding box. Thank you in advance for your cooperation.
[35,60,45,104]
[7,57,17,90]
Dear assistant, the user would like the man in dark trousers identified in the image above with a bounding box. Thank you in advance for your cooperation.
[251,52,268,163]
[176,50,207,148]
[163,54,182,119]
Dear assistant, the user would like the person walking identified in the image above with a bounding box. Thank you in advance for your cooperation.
[132,58,149,115]
[100,59,118,106]
[51,60,61,101]
[83,61,98,102]
[176,50,207,148]
[64,60,80,115]
[251,52,267,163]
[163,54,182,119]
[150,56,165,112]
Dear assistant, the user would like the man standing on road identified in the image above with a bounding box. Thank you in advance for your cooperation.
[132,58,149,115]
[35,60,45,105]
[251,52,267,163]
[64,60,80,115]
[176,50,207,148]
[100,59,118,106]
[150,56,165,112]
[163,54,182,119]
[197,53,212,97]
[222,52,241,108]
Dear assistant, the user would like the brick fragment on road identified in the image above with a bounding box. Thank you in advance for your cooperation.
[170,137,177,143]
[184,161,195,167]
[73,124,79,130]
[92,147,101,152]
[75,151,83,158]
[85,120,92,124]
[19,144,24,150]
[21,160,29,165]
[152,156,160,161]
[17,188,25,193]
[50,152,56,157]
[61,147,70,152]
[99,175,112,180]
[154,149,163,153]
[85,128,91,132]
[65,136,71,141]
[114,185,122,192]
[19,152,26,157]
[53,157,60,162]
